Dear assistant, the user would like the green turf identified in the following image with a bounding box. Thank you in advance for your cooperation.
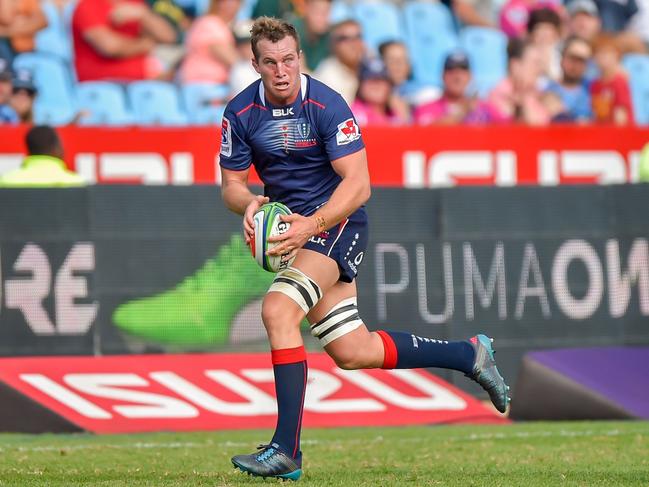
[0,421,647,486]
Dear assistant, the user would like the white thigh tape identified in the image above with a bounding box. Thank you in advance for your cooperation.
[311,297,363,346]
[268,267,322,314]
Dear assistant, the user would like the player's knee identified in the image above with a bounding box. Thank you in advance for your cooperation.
[261,294,301,331]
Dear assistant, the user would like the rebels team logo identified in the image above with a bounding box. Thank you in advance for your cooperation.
[295,120,317,148]
[220,117,232,157]
[336,118,360,146]
[297,122,311,139]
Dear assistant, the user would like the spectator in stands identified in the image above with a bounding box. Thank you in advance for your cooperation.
[9,68,35,123]
[0,125,85,187]
[0,0,48,63]
[314,19,365,105]
[567,0,601,42]
[488,38,550,124]
[350,58,410,126]
[526,8,562,83]
[590,33,634,124]
[229,20,259,98]
[592,0,638,35]
[540,90,572,121]
[252,0,297,21]
[544,35,592,122]
[148,0,189,41]
[292,0,331,72]
[379,40,440,108]
[629,0,649,50]
[179,0,239,84]
[568,0,646,52]
[148,0,191,74]
[414,51,497,125]
[500,0,563,39]
[72,0,176,82]
[0,58,18,123]
[450,0,497,28]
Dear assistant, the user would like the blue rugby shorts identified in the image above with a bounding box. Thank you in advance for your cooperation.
[302,207,368,283]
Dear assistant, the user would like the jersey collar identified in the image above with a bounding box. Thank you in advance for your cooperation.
[258,74,308,106]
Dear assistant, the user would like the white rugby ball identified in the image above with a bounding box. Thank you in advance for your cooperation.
[251,202,295,272]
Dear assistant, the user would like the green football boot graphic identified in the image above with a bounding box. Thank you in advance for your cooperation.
[112,234,275,346]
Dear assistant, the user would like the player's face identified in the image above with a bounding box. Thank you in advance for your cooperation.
[253,36,301,106]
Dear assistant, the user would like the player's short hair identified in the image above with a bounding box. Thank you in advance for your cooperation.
[250,16,301,61]
[26,125,62,156]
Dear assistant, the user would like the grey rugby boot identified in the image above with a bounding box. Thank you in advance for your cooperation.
[467,334,510,413]
[231,443,302,481]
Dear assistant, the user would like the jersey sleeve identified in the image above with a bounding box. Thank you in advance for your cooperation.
[219,105,252,171]
[319,93,365,162]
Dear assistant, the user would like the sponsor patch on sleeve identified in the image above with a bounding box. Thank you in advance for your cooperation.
[220,117,232,157]
[335,118,361,146]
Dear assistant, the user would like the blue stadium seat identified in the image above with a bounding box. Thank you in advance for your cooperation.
[76,82,133,126]
[182,83,229,125]
[623,54,649,125]
[236,0,258,20]
[35,2,73,62]
[404,1,456,41]
[408,30,459,87]
[127,81,188,126]
[32,103,75,125]
[12,53,76,124]
[353,1,404,52]
[460,27,507,96]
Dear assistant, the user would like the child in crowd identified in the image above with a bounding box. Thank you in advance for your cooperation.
[590,34,634,125]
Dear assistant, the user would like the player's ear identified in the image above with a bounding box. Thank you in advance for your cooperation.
[251,57,261,74]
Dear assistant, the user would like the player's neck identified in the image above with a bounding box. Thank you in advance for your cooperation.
[266,90,300,107]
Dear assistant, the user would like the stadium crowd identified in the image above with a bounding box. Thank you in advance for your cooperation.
[0,0,647,126]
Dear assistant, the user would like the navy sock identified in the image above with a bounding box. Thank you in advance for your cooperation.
[270,346,307,461]
[377,330,475,374]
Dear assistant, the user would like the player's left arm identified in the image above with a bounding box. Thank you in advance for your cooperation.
[267,148,370,256]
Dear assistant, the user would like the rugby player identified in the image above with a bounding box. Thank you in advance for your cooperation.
[220,17,510,481]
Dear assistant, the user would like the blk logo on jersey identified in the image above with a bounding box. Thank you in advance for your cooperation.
[220,117,232,157]
[336,118,361,146]
[272,107,294,117]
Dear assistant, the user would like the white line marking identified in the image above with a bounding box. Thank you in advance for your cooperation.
[0,428,643,453]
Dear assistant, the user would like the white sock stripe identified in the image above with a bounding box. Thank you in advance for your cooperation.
[284,267,321,304]
[269,266,322,313]
[311,308,359,336]
[319,320,363,346]
[269,281,311,313]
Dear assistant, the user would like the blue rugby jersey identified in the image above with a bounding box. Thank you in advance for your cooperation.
[219,74,365,216]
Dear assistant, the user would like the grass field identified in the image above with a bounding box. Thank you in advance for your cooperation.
[0,421,647,486]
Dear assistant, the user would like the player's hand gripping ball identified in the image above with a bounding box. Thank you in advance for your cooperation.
[251,202,296,272]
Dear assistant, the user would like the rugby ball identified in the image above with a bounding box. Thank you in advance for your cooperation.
[251,202,295,272]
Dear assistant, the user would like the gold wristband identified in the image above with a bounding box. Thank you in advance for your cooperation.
[314,215,326,233]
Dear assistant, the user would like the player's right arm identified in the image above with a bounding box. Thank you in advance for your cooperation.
[221,167,269,243]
